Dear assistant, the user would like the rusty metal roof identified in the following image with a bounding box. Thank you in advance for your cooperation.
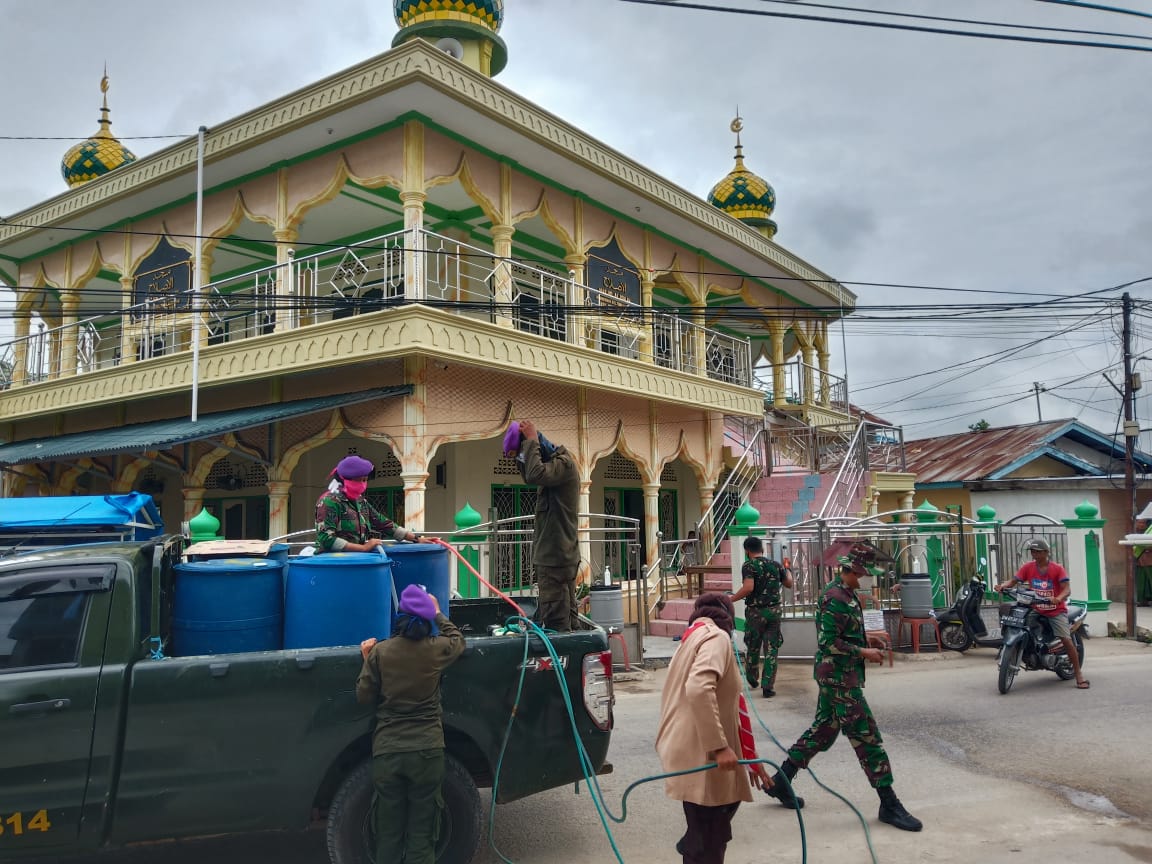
[903,419,1152,484]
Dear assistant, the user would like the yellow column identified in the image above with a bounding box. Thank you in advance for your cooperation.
[119,275,136,365]
[692,301,708,377]
[273,228,299,333]
[801,345,816,408]
[564,252,586,346]
[818,348,831,406]
[643,480,661,597]
[697,487,715,564]
[10,309,30,386]
[59,291,81,378]
[578,478,593,586]
[401,355,428,532]
[183,486,207,530]
[267,480,292,539]
[402,121,427,302]
[491,224,515,329]
[639,273,655,364]
[768,320,787,405]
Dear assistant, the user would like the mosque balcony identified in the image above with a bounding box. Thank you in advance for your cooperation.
[0,229,760,422]
[753,358,853,429]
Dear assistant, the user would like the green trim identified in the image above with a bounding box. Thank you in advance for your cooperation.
[511,231,567,260]
[1069,599,1111,612]
[0,263,17,285]
[339,189,403,215]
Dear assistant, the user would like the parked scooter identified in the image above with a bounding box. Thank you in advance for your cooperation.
[937,572,1003,652]
[996,586,1087,694]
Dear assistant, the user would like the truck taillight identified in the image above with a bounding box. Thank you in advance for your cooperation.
[582,650,614,730]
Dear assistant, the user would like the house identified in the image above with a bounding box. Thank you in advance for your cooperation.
[904,419,1152,602]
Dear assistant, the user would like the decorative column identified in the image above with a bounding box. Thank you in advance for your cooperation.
[119,275,136,365]
[266,480,292,540]
[801,344,816,409]
[1063,499,1110,634]
[59,291,81,378]
[638,272,655,364]
[491,224,515,329]
[402,120,427,302]
[692,300,707,377]
[697,487,715,564]
[273,227,299,333]
[565,252,587,347]
[913,500,946,606]
[767,320,787,406]
[400,355,428,533]
[453,502,485,598]
[818,347,831,407]
[642,480,661,598]
[578,478,593,586]
[974,504,1000,587]
[10,312,30,385]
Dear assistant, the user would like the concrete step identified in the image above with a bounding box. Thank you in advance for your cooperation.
[704,579,731,593]
[659,598,695,621]
[650,619,688,638]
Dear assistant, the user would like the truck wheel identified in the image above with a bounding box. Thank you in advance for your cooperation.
[326,755,482,864]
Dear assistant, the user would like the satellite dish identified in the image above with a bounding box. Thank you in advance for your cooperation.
[435,37,465,60]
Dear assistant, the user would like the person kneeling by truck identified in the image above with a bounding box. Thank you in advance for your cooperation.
[357,585,465,864]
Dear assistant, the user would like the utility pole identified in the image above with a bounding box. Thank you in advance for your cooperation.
[1032,381,1047,422]
[1122,292,1137,640]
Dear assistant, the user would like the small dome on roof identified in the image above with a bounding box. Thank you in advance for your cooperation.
[61,71,136,189]
[707,116,777,239]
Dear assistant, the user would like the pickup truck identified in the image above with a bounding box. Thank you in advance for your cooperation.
[0,536,614,864]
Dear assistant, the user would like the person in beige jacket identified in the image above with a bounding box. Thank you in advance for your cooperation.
[656,593,771,864]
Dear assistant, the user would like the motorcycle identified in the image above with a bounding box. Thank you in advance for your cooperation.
[937,572,1002,652]
[996,587,1087,694]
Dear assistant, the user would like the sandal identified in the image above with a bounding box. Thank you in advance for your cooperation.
[1076,680,1090,689]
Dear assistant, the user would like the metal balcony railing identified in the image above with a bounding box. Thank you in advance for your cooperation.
[1,229,753,391]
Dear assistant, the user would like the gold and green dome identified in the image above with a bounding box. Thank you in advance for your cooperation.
[61,73,136,189]
[392,0,507,76]
[394,0,503,31]
[707,116,777,239]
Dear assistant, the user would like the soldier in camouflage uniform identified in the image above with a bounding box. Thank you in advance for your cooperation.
[730,536,792,697]
[764,545,922,832]
[314,454,420,553]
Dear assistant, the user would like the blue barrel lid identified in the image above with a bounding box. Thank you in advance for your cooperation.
[385,543,443,556]
[176,558,285,572]
[290,550,392,567]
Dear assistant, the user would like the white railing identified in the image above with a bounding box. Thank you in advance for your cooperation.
[1,229,752,391]
[695,425,767,562]
[754,358,847,411]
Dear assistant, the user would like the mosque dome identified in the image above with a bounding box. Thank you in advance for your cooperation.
[392,1,507,76]
[61,72,136,189]
[707,116,777,239]
[394,0,503,32]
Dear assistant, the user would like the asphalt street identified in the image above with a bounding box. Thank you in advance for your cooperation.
[58,635,1152,864]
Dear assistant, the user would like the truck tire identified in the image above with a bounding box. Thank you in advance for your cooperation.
[326,754,482,864]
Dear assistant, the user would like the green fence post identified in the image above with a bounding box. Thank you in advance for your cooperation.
[1062,499,1110,635]
[452,502,484,599]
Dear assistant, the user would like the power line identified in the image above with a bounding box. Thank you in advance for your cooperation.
[0,134,194,142]
[752,0,1152,39]
[1027,0,1152,23]
[616,0,1152,53]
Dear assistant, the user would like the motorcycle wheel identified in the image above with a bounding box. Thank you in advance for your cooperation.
[1054,630,1085,681]
[940,622,973,652]
[998,642,1021,694]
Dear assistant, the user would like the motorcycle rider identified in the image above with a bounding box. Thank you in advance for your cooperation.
[995,538,1089,690]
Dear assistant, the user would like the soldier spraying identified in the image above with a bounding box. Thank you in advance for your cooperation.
[764,542,923,832]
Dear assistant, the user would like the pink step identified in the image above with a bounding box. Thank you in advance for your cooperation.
[660,598,695,621]
[650,619,688,638]
[704,577,732,592]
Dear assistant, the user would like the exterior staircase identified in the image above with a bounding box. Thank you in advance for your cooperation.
[650,469,873,637]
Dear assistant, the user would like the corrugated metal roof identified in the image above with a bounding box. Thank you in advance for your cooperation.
[0,386,412,466]
[904,419,1086,484]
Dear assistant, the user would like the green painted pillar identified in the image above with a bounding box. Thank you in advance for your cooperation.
[452,502,484,599]
[974,504,999,591]
[1062,499,1110,634]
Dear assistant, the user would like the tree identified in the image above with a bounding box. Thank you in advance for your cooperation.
[968,419,991,432]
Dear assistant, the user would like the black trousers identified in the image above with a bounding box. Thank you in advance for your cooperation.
[678,801,740,864]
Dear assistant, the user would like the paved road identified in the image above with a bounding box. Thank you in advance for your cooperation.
[61,635,1152,864]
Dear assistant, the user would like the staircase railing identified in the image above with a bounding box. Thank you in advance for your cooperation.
[696,424,767,563]
[816,421,906,519]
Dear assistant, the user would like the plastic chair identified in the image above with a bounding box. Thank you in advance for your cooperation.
[899,615,943,653]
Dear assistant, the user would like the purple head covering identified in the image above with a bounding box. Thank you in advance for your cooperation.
[335,454,374,479]
[503,421,522,456]
[398,584,437,621]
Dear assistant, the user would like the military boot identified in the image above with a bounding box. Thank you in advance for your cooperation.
[764,758,805,809]
[877,786,922,832]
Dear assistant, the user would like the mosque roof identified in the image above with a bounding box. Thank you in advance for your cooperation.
[61,72,137,189]
[394,0,503,32]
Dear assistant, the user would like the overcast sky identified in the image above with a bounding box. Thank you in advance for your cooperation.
[2,0,1151,446]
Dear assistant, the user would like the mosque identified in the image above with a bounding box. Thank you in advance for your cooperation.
[0,2,891,596]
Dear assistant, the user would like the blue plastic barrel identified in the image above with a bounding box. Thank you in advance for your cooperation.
[387,543,451,632]
[173,558,285,655]
[284,551,392,649]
